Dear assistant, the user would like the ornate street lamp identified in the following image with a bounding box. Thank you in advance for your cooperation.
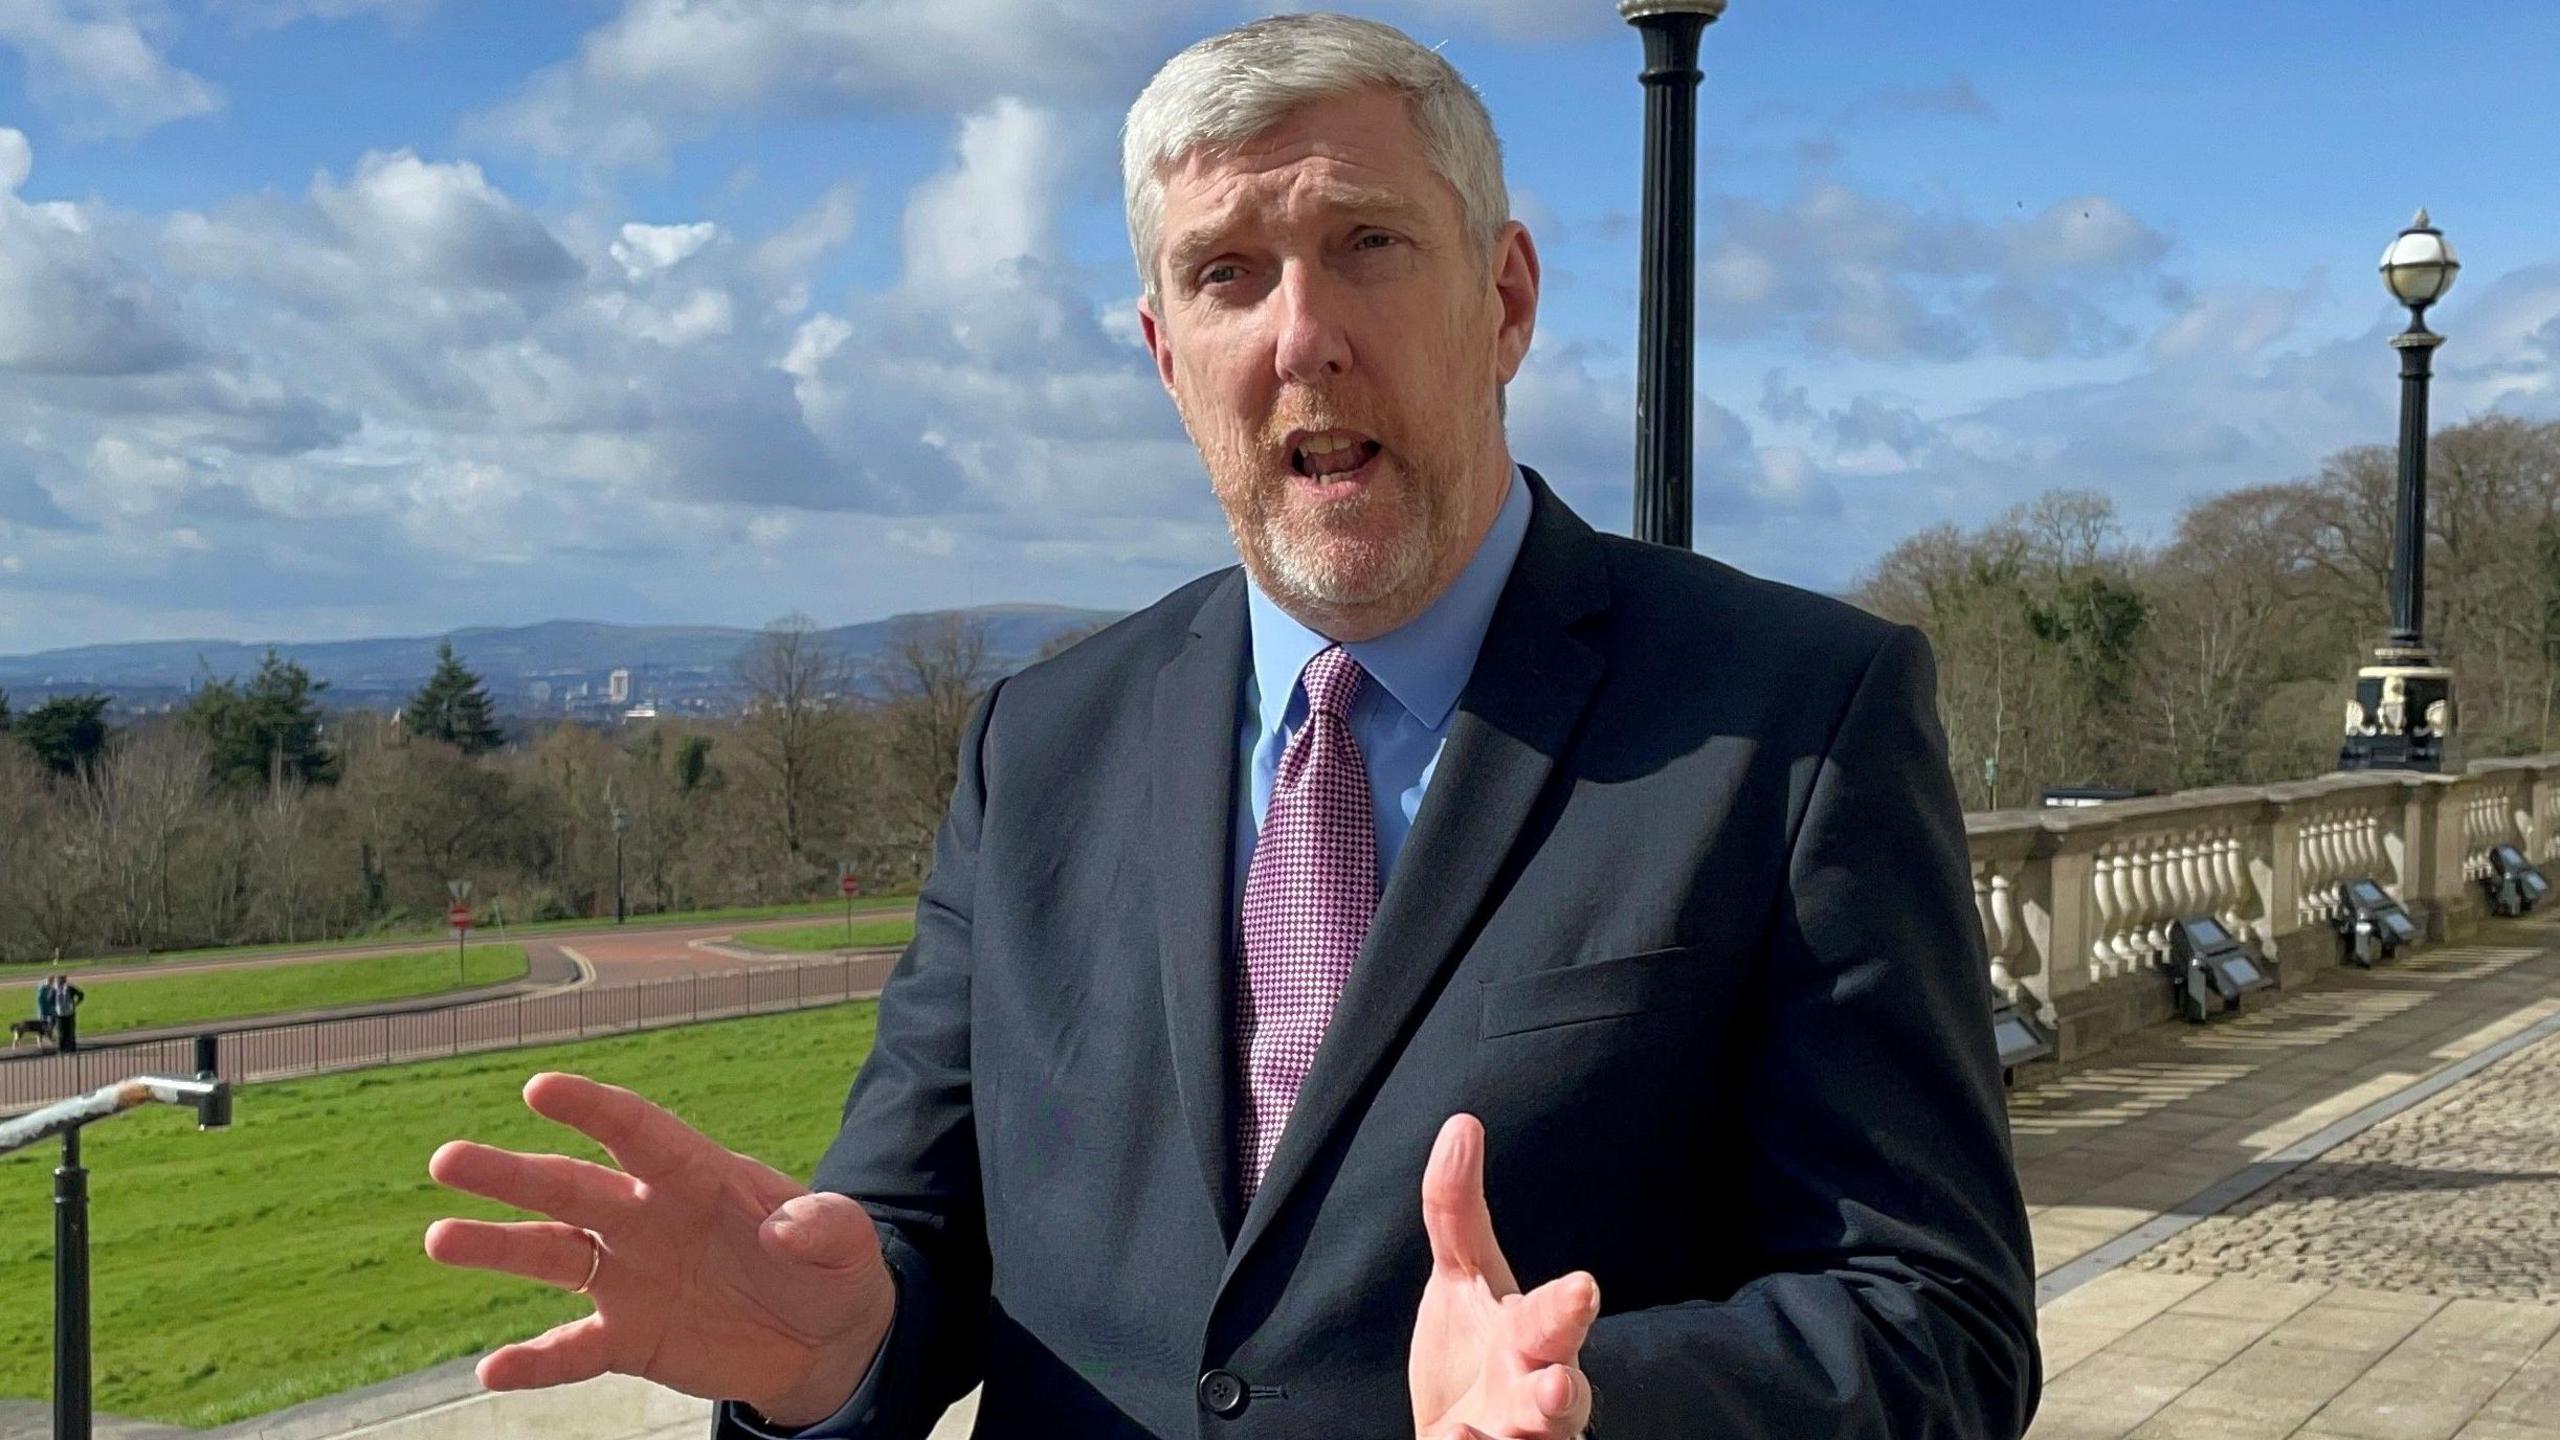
[1620,0,1728,552]
[2340,210,2461,772]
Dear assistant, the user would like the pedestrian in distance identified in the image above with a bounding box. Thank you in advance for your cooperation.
[51,972,84,1053]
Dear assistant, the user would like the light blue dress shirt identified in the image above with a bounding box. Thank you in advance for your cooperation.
[740,466,1533,1440]
[1234,465,1534,902]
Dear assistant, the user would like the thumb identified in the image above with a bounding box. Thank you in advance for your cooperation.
[1420,1114,1517,1295]
[759,1191,879,1273]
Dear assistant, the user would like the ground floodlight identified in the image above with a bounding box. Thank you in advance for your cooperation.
[2162,914,2269,1023]
[2337,878,2418,968]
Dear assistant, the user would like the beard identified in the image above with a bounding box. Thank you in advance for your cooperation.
[1191,393,1481,620]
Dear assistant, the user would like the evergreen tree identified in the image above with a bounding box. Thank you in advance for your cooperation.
[185,649,335,788]
[675,733,714,791]
[0,688,12,736]
[17,693,111,775]
[404,641,507,755]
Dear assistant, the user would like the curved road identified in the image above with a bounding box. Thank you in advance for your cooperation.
[0,910,913,1112]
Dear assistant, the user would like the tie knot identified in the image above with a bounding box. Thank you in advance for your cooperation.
[1299,645,1367,722]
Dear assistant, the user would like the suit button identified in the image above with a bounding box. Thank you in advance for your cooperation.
[1197,1368,1247,1417]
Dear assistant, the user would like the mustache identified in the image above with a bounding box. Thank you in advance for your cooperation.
[1260,406,1390,449]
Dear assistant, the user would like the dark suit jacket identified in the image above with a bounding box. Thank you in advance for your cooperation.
[713,471,2039,1439]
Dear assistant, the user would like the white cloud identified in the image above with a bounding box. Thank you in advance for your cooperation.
[0,128,30,192]
[1697,181,2174,361]
[750,184,859,315]
[309,151,581,293]
[901,98,1075,297]
[472,0,1194,167]
[0,0,223,137]
[0,134,195,376]
[2149,280,2321,366]
[610,221,720,281]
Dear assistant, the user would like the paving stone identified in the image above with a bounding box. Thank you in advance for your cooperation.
[2130,1032,2560,1303]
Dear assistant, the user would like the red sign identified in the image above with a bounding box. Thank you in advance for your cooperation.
[838,873,862,897]
[448,904,473,930]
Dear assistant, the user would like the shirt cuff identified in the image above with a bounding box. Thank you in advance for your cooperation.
[722,1307,896,1440]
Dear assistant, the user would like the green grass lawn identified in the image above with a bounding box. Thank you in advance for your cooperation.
[0,945,528,1039]
[25,894,918,976]
[0,1001,878,1428]
[737,917,918,952]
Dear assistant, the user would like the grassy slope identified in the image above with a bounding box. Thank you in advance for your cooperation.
[0,1002,877,1427]
[23,895,918,976]
[735,918,918,952]
[0,946,530,1038]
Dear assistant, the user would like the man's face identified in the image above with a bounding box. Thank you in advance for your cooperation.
[1138,88,1537,629]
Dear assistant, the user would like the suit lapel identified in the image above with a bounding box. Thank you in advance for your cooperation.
[1151,568,1252,1243]
[1223,472,1613,1280]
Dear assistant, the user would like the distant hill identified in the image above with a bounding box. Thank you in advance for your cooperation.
[0,604,1124,716]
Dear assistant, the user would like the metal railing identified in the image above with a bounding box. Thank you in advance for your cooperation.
[1,955,892,1116]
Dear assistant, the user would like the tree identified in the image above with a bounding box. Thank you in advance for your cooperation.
[733,614,854,871]
[876,614,994,875]
[186,648,335,789]
[79,724,211,953]
[0,688,12,736]
[405,641,507,756]
[17,693,111,776]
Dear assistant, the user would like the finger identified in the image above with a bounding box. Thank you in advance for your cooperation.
[1511,1270,1601,1366]
[1529,1362,1592,1429]
[759,1191,885,1276]
[423,1218,601,1292]
[478,1313,614,1391]
[1419,1113,1517,1294]
[429,1140,639,1229]
[522,1071,722,1183]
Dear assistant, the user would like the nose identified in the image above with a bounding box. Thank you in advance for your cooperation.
[1270,262,1351,386]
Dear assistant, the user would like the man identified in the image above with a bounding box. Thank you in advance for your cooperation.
[32,974,58,1048]
[51,973,82,1053]
[423,14,2039,1439]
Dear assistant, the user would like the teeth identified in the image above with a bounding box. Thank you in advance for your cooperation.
[1301,433,1359,456]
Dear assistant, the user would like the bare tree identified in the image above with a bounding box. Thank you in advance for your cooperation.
[81,724,211,954]
[733,613,855,878]
[875,614,994,876]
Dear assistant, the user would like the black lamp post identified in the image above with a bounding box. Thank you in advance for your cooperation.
[1620,0,1727,552]
[0,1036,230,1440]
[2340,210,2461,772]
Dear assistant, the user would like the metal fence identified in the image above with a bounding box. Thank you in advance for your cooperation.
[0,955,896,1116]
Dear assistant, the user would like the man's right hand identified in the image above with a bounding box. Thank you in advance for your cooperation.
[423,1071,896,1428]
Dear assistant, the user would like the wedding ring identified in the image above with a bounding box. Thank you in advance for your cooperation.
[571,1229,604,1295]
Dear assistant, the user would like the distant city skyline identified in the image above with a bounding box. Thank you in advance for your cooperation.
[1,1,2556,655]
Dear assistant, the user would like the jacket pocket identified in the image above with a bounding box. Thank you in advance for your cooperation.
[1477,944,1710,1040]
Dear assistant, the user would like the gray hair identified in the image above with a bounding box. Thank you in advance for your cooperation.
[1121,12,1510,308]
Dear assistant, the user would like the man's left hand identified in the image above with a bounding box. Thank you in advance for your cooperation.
[1409,1114,1598,1440]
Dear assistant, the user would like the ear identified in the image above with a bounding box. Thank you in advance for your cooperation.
[1137,296,1179,398]
[1489,220,1541,387]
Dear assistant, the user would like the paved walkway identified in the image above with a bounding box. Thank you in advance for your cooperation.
[2023,918,2560,1440]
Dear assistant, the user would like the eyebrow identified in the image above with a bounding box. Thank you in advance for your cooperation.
[1165,185,1435,279]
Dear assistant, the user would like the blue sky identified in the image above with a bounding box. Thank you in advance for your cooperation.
[2,0,2556,656]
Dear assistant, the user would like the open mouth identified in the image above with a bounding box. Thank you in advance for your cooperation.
[1288,429,1383,481]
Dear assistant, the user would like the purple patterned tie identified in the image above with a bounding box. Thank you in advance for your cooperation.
[1235,644,1378,1207]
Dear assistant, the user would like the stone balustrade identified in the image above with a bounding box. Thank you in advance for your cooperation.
[1964,754,2560,1064]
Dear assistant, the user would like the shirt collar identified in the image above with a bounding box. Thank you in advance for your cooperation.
[1245,464,1533,732]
